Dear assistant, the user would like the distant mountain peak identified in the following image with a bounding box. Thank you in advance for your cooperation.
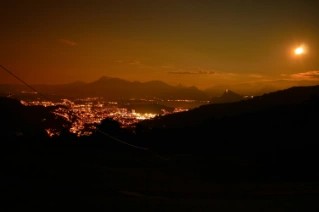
[211,89,243,104]
[222,89,240,97]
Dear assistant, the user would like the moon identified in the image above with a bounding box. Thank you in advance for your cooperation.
[294,47,304,55]
[293,45,307,56]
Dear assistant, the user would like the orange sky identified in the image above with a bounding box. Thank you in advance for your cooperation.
[1,0,319,93]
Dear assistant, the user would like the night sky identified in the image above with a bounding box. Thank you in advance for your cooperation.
[1,0,319,92]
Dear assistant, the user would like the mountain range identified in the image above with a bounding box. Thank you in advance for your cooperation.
[0,76,209,100]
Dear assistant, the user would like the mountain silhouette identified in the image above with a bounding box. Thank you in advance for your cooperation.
[0,77,209,100]
[211,89,244,104]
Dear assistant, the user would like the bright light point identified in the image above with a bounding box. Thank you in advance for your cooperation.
[294,47,304,55]
[293,44,307,57]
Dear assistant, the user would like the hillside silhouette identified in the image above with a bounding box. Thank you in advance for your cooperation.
[139,85,319,129]
[2,85,319,210]
[0,97,71,140]
[135,85,319,181]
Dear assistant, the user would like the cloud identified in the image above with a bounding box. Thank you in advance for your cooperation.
[287,70,319,81]
[128,60,141,65]
[248,74,265,79]
[114,59,124,63]
[168,71,215,75]
[115,59,141,66]
[58,38,78,47]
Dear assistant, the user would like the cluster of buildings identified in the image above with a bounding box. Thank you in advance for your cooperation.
[24,97,187,136]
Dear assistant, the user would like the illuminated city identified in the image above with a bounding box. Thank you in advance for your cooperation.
[22,98,193,136]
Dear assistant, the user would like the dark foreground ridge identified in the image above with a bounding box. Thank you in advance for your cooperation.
[1,85,319,211]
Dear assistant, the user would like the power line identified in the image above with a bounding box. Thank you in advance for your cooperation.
[96,128,170,160]
[0,64,167,159]
[0,64,39,94]
[96,128,149,151]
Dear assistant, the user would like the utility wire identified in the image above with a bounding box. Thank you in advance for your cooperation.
[0,64,39,94]
[97,127,170,160]
[0,64,167,158]
[96,128,149,151]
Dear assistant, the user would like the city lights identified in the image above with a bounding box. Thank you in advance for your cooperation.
[24,98,189,137]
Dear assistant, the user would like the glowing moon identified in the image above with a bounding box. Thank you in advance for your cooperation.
[294,47,304,55]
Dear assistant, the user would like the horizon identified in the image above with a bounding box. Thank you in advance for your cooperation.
[1,1,319,93]
[2,1,319,209]
[1,73,319,96]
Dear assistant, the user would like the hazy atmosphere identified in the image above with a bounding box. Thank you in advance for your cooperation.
[2,1,319,211]
[1,0,319,93]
